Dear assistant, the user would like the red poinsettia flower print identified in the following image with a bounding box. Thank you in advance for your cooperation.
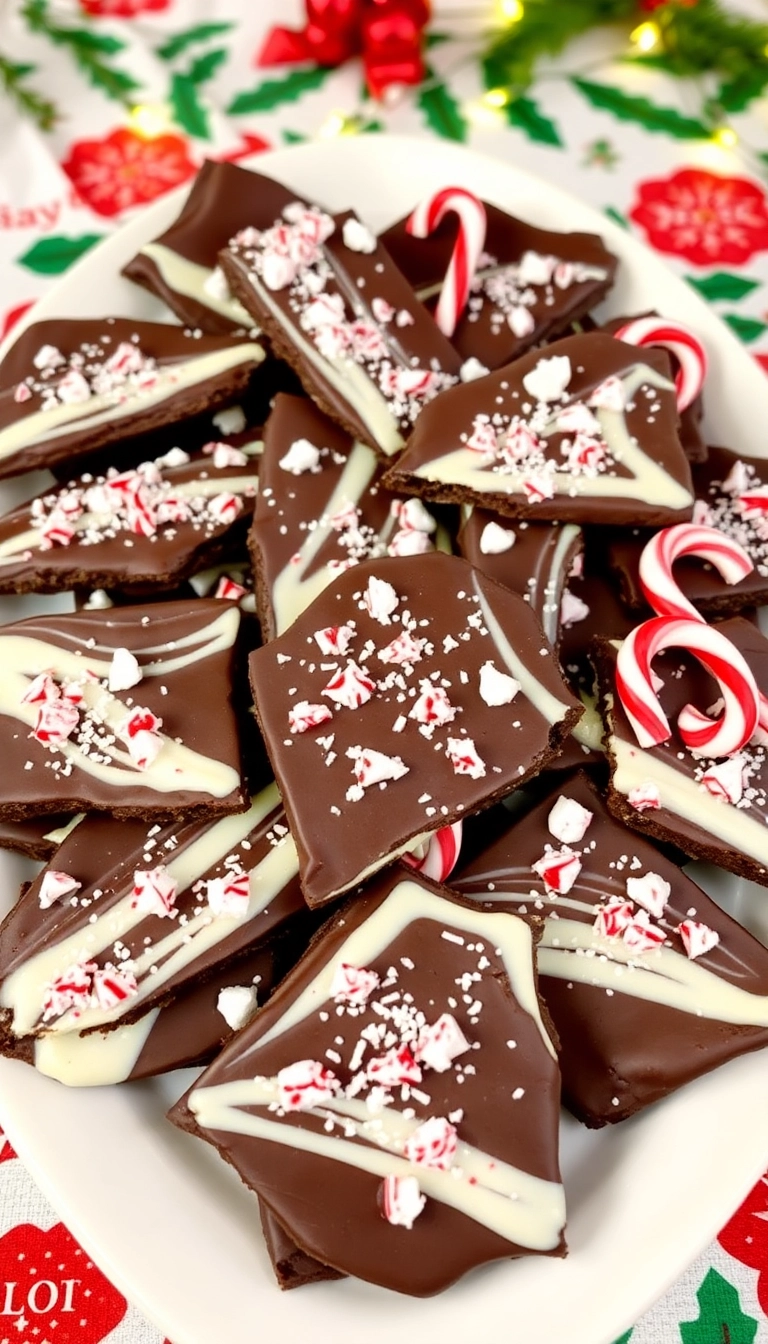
[62,127,196,219]
[630,167,768,267]
[0,1124,16,1162]
[79,0,171,15]
[0,1223,126,1342]
[718,1171,768,1314]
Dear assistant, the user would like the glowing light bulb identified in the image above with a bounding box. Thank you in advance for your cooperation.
[128,103,171,139]
[483,88,510,109]
[630,21,660,52]
[713,125,738,149]
[318,111,349,139]
[500,0,524,22]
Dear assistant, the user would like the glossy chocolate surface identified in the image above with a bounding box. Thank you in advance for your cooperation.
[249,551,582,905]
[384,332,693,526]
[452,772,768,1124]
[171,866,564,1296]
[381,204,617,371]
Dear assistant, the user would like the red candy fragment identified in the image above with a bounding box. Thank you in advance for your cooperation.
[288,700,334,734]
[533,847,582,894]
[367,1044,422,1087]
[416,1014,470,1073]
[277,1059,340,1112]
[329,962,381,1006]
[404,1116,457,1170]
[131,865,179,918]
[380,1174,426,1230]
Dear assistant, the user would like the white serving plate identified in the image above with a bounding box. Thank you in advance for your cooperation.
[1,134,767,1344]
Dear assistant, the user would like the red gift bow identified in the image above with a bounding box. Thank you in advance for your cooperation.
[258,0,431,100]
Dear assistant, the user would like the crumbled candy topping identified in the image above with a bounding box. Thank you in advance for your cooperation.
[276,1058,341,1111]
[206,869,251,917]
[330,963,381,1006]
[677,919,720,960]
[625,871,670,919]
[217,984,258,1031]
[533,847,582,894]
[380,1174,426,1229]
[38,870,81,910]
[404,1116,457,1170]
[547,795,593,845]
[478,661,520,707]
[131,865,179,918]
[479,520,515,555]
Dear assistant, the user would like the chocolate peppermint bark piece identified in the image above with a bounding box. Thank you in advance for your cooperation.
[220,202,462,459]
[453,772,768,1126]
[171,864,565,1296]
[0,779,321,1073]
[381,204,617,372]
[122,162,286,334]
[0,317,265,480]
[383,332,693,526]
[252,393,442,640]
[609,446,768,616]
[259,1203,344,1290]
[595,617,768,887]
[0,813,74,862]
[249,551,582,907]
[599,312,706,463]
[457,507,582,646]
[0,432,261,595]
[0,598,246,822]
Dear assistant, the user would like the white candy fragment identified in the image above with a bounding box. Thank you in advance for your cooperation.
[347,747,409,799]
[314,624,355,656]
[416,1014,470,1072]
[459,357,489,382]
[279,438,322,475]
[533,848,582,894]
[38,870,81,910]
[277,1059,340,1111]
[446,736,486,779]
[330,962,380,1005]
[342,217,377,253]
[626,871,671,919]
[409,682,456,727]
[392,498,436,535]
[131,865,178,918]
[677,919,720,960]
[517,251,555,286]
[108,647,143,693]
[381,1174,426,1229]
[479,661,520,707]
[217,985,258,1031]
[363,575,399,625]
[479,521,515,555]
[560,590,590,628]
[628,782,660,812]
[547,795,593,845]
[206,870,250,917]
[588,375,625,412]
[700,756,745,805]
[404,1116,457,1170]
[212,405,247,435]
[522,355,571,403]
[508,305,536,338]
[33,344,65,371]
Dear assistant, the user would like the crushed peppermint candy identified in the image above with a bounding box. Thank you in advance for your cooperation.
[363,575,400,624]
[330,963,381,1006]
[206,869,251,917]
[627,782,661,812]
[478,661,520,707]
[479,521,515,554]
[560,590,590,628]
[677,919,720,960]
[277,1059,340,1111]
[314,624,355,656]
[289,701,334,734]
[623,910,667,954]
[108,647,143,693]
[625,871,670,919]
[446,736,486,779]
[416,1014,470,1072]
[323,663,375,711]
[279,438,322,475]
[700,756,746,805]
[367,1044,422,1087]
[347,747,409,800]
[217,984,258,1031]
[533,847,582,894]
[547,795,593,845]
[404,1116,457,1170]
[380,1174,426,1229]
[342,217,377,253]
[131,865,179,918]
[38,870,81,910]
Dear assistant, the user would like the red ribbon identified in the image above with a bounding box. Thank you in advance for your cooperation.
[258,0,431,100]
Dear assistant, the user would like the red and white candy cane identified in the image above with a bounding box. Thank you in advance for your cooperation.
[638,524,753,622]
[406,188,487,338]
[616,616,759,756]
[403,821,463,883]
[614,316,707,412]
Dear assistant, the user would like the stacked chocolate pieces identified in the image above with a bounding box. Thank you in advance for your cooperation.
[0,156,766,1299]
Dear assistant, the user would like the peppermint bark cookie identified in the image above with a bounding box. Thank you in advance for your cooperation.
[595,617,768,887]
[457,508,582,646]
[453,772,768,1126]
[251,393,441,640]
[249,551,583,907]
[0,780,320,1081]
[0,434,261,595]
[0,599,246,821]
[381,203,617,372]
[383,332,694,526]
[219,202,463,458]
[0,318,265,480]
[122,162,291,334]
[609,446,768,616]
[170,865,565,1296]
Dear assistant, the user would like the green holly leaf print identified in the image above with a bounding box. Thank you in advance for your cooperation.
[21,0,141,103]
[227,66,333,115]
[572,78,711,140]
[724,314,768,343]
[718,68,768,114]
[680,1268,758,1344]
[17,234,104,275]
[687,272,760,302]
[504,95,562,146]
[611,1331,633,1344]
[169,72,211,140]
[156,23,234,62]
[282,129,308,144]
[604,206,629,230]
[418,78,467,142]
[186,48,228,85]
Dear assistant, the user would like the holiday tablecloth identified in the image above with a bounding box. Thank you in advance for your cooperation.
[1,1,768,1340]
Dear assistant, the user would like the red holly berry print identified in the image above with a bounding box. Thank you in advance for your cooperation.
[0,1126,16,1164]
[61,127,197,219]
[216,133,272,163]
[0,1223,126,1342]
[1,303,34,344]
[79,0,171,14]
[629,167,768,267]
[718,1171,768,1315]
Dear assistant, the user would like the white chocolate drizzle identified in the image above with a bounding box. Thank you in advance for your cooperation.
[138,243,254,327]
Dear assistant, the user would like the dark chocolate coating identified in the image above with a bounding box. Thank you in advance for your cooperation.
[457,508,582,644]
[0,599,246,821]
[259,1202,345,1290]
[0,318,264,479]
[452,772,768,1126]
[596,617,768,886]
[249,551,582,906]
[220,206,462,457]
[558,530,649,695]
[0,814,71,862]
[380,204,617,371]
[609,445,768,615]
[384,332,694,526]
[170,866,564,1296]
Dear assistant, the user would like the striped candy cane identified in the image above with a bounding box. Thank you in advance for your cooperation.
[403,821,463,883]
[615,616,759,757]
[638,524,753,622]
[614,317,707,411]
[406,188,487,338]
